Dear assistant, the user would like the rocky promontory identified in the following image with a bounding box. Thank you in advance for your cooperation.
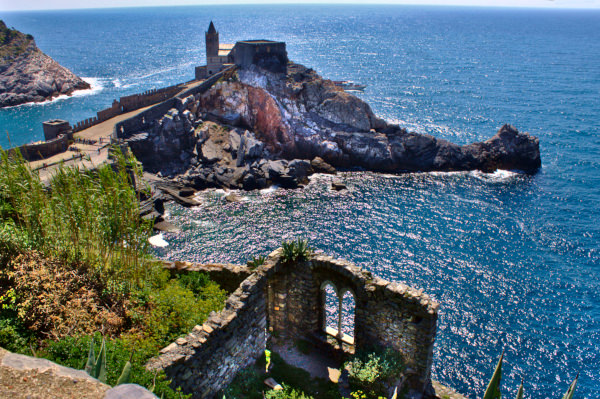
[123,57,541,191]
[0,21,90,108]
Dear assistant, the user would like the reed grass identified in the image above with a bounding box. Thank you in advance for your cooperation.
[0,146,154,291]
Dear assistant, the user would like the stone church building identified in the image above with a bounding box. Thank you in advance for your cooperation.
[195,21,288,79]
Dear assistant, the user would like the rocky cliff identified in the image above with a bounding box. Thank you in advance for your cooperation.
[0,21,90,108]
[123,60,541,191]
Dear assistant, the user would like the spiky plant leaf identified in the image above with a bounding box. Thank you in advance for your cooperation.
[390,386,398,399]
[116,360,132,385]
[94,338,107,383]
[561,373,579,399]
[515,379,523,399]
[483,352,503,399]
[84,337,95,375]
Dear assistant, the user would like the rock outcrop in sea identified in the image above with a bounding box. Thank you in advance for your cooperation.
[0,21,90,108]
[124,60,541,190]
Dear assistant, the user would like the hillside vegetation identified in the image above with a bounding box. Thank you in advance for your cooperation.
[0,148,226,398]
[0,20,34,65]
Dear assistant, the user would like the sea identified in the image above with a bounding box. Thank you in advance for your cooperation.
[1,5,598,398]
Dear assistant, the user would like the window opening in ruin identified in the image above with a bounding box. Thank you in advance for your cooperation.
[341,290,356,341]
[322,282,339,337]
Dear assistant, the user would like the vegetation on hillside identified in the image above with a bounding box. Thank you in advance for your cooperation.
[0,20,34,65]
[0,147,227,398]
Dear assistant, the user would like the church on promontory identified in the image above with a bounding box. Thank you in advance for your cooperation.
[195,21,288,79]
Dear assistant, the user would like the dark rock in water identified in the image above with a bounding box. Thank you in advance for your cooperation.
[463,124,541,173]
[331,180,347,191]
[311,157,337,174]
[0,21,90,107]
[178,188,195,197]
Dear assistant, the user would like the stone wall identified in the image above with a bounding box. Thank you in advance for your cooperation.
[146,270,269,398]
[119,85,183,112]
[10,133,69,161]
[71,84,184,133]
[115,67,232,140]
[148,249,438,399]
[231,41,288,73]
[267,253,438,395]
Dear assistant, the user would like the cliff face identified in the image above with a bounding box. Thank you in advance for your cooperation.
[0,21,90,108]
[124,60,541,190]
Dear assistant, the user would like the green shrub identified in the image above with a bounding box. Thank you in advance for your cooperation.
[345,348,404,398]
[281,239,312,263]
[176,272,212,295]
[0,314,31,354]
[265,384,314,399]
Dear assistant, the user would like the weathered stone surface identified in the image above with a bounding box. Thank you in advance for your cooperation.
[0,348,156,398]
[104,384,159,399]
[310,156,337,174]
[0,22,90,108]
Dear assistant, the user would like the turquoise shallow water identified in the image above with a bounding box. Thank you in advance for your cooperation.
[1,5,599,398]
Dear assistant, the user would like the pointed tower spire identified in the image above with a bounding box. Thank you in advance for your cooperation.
[205,21,219,61]
[207,21,217,35]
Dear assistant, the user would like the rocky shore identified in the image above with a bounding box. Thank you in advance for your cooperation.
[123,60,540,194]
[0,21,90,108]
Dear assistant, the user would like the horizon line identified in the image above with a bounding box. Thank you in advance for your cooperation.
[3,2,600,13]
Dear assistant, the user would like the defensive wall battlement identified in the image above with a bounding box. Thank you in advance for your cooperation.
[71,84,185,133]
[147,249,438,399]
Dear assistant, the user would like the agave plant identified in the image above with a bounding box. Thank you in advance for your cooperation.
[85,336,107,383]
[281,238,312,263]
[84,336,132,386]
[247,255,266,269]
[482,351,579,399]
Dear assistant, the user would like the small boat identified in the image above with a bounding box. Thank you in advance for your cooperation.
[333,80,367,91]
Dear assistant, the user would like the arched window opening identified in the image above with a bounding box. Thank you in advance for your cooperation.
[341,290,356,341]
[322,282,339,336]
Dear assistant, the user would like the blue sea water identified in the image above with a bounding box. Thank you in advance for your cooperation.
[1,5,599,398]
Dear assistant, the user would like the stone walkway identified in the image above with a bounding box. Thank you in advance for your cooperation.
[272,342,342,383]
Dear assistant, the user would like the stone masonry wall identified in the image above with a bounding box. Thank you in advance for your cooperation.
[146,270,269,398]
[10,133,69,161]
[148,249,438,398]
[267,253,438,395]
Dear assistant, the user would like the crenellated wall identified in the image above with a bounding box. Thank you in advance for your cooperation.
[71,84,185,133]
[147,249,438,399]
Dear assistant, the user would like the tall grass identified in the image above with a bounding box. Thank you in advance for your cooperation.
[0,146,154,291]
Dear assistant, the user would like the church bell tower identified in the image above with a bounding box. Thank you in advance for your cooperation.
[206,21,219,62]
